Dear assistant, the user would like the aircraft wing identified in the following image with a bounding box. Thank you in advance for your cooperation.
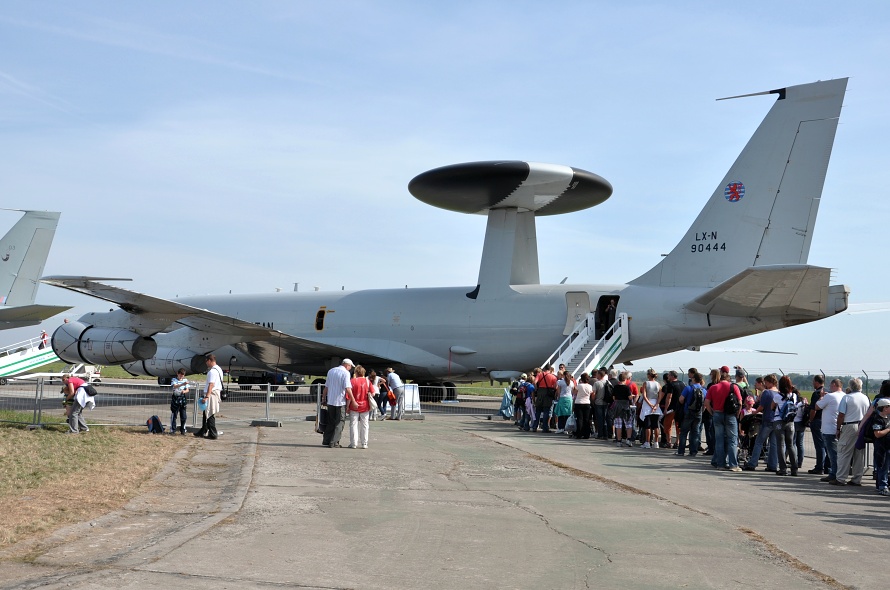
[40,277,398,371]
[684,265,834,318]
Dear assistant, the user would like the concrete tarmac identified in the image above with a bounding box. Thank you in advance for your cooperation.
[0,417,885,589]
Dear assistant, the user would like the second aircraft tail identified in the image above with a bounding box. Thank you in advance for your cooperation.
[0,210,61,307]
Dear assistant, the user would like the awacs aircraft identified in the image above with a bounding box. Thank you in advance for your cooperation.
[44,79,849,398]
[0,210,69,330]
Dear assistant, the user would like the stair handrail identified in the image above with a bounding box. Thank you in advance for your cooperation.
[570,313,628,378]
[0,336,45,357]
[542,312,597,369]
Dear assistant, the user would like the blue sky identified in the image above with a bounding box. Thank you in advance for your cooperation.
[1,1,888,376]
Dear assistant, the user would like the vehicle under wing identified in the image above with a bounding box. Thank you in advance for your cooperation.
[683,264,839,318]
[41,276,397,372]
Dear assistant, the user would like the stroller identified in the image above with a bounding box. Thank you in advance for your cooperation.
[738,413,762,465]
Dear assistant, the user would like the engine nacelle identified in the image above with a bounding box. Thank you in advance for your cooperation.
[52,321,158,365]
[121,347,206,378]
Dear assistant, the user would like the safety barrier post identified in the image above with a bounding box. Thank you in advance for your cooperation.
[33,377,43,427]
[265,383,271,420]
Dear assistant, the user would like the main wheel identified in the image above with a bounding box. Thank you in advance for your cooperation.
[419,383,446,402]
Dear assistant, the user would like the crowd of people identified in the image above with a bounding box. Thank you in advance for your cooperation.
[508,364,890,496]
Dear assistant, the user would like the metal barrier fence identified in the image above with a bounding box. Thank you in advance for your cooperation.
[0,378,878,470]
[0,378,319,429]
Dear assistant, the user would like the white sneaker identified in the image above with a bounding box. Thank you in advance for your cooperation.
[653,442,659,449]
[360,445,368,449]
[625,440,633,447]
[641,442,650,449]
[554,429,564,434]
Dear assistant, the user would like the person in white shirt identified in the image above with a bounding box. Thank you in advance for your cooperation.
[195,354,224,439]
[830,378,871,486]
[386,367,405,420]
[816,379,846,482]
[322,359,354,448]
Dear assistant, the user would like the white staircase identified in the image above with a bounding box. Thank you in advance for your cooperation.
[544,313,628,377]
[0,336,59,378]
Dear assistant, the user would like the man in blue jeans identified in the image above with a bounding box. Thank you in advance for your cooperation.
[815,378,845,482]
[807,375,829,474]
[742,374,780,471]
[704,367,742,471]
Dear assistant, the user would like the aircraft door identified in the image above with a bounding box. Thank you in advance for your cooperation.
[595,296,619,340]
[563,292,591,335]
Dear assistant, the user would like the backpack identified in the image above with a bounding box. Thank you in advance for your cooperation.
[147,415,164,434]
[687,386,704,414]
[779,393,799,423]
[724,384,741,414]
[863,412,880,443]
[516,382,529,402]
[510,381,521,399]
[603,379,615,405]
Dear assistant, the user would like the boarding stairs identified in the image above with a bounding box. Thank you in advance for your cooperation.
[0,336,59,380]
[543,312,628,378]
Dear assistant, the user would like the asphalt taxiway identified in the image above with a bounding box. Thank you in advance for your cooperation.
[0,417,883,589]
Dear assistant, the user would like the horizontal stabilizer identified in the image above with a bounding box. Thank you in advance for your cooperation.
[0,303,71,327]
[684,265,836,318]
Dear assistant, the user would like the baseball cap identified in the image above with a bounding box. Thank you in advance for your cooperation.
[876,398,890,408]
[520,373,528,380]
[342,358,354,367]
[720,365,731,374]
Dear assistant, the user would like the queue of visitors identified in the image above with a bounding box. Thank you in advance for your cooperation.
[509,364,890,496]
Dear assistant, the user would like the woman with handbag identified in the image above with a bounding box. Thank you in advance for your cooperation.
[370,370,389,419]
[348,365,372,449]
[572,373,593,439]
[554,371,575,433]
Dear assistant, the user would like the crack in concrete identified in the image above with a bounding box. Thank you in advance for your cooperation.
[476,432,852,590]
[483,490,613,565]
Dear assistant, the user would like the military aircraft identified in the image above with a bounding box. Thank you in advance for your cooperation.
[0,209,69,330]
[44,78,849,399]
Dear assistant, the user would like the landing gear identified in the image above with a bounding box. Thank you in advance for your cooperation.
[419,382,449,402]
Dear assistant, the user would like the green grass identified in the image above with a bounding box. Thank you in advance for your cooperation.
[0,411,125,497]
[0,410,184,548]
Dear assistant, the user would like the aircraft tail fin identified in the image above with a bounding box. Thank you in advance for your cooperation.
[0,210,61,307]
[631,78,847,288]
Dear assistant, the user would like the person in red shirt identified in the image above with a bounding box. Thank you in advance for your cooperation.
[534,365,558,433]
[348,365,372,449]
[61,374,85,418]
[703,366,743,471]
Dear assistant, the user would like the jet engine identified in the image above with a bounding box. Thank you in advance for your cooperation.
[122,348,206,378]
[52,321,158,365]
